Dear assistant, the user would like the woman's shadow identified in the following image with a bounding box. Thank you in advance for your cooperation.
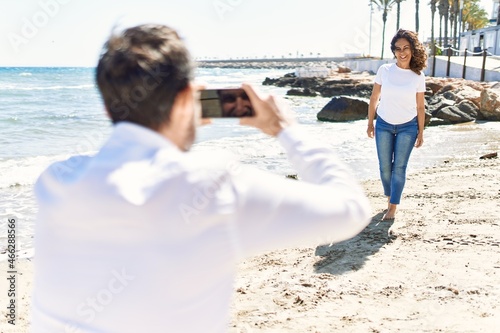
[314,213,396,275]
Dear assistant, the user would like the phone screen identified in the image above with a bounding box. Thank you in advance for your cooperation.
[200,88,255,118]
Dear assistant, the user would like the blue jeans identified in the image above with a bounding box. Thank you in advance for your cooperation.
[375,116,418,205]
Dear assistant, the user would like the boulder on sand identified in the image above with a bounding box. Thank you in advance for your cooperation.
[435,106,476,124]
[479,88,500,121]
[317,96,369,122]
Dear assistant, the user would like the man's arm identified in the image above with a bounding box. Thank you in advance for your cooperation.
[229,85,372,258]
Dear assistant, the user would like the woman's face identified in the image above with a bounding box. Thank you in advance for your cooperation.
[394,38,412,69]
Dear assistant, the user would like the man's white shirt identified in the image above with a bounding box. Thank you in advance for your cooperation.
[32,122,371,333]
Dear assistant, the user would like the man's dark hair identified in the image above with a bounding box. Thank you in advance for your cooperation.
[96,24,194,130]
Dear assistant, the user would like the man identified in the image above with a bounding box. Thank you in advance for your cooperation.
[31,24,371,333]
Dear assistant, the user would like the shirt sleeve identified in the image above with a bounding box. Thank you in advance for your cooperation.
[417,72,426,93]
[228,126,372,258]
[374,65,384,85]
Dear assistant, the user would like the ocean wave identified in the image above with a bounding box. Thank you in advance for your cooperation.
[0,152,95,189]
[19,72,32,76]
[0,84,95,91]
[0,156,56,189]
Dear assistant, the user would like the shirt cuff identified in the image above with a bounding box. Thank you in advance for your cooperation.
[277,125,305,151]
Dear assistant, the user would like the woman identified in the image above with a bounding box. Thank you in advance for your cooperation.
[367,29,427,221]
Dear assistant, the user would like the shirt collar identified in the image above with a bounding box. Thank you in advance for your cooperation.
[111,121,179,151]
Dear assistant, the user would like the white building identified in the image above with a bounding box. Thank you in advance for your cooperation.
[490,0,499,24]
[459,0,500,55]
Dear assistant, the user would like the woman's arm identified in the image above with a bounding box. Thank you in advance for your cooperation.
[367,83,381,138]
[415,91,425,148]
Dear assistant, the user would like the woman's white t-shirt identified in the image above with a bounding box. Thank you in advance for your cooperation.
[374,63,426,125]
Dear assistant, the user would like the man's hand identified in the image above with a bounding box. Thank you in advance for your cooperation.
[239,84,296,137]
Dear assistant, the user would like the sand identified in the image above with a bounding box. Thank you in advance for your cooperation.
[228,156,500,332]
[0,258,32,332]
[1,156,499,332]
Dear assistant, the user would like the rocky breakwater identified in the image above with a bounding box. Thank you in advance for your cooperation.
[262,69,374,99]
[263,71,500,124]
[197,60,337,70]
[425,79,500,125]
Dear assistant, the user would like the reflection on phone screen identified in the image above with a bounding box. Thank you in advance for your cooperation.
[201,89,254,118]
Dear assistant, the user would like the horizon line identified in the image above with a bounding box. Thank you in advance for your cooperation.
[0,56,384,68]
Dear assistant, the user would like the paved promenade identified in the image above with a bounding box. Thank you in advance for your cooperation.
[430,55,500,81]
[435,55,500,71]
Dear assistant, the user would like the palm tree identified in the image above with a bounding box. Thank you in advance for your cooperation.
[371,0,397,59]
[497,2,500,26]
[429,0,439,53]
[438,0,450,47]
[462,0,489,31]
[450,0,460,48]
[395,0,406,30]
[415,0,420,33]
[437,0,444,47]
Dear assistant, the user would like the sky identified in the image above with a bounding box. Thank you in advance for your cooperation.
[0,0,496,66]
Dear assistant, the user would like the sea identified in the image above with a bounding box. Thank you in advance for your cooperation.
[1,66,500,261]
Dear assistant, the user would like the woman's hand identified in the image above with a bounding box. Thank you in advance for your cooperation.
[415,132,424,148]
[367,83,380,139]
[367,123,375,138]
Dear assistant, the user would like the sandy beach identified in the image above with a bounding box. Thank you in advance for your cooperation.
[229,156,500,332]
[1,155,499,332]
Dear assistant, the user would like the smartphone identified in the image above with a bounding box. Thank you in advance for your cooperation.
[200,88,255,118]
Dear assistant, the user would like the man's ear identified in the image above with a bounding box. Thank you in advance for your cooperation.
[169,84,195,123]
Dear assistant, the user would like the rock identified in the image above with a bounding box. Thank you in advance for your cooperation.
[291,77,325,89]
[442,90,458,101]
[317,81,373,98]
[262,73,374,99]
[424,111,432,126]
[197,60,338,70]
[427,95,456,116]
[427,118,453,126]
[438,85,482,108]
[437,84,457,94]
[263,71,499,124]
[287,88,318,97]
[479,152,498,159]
[479,88,500,121]
[426,81,445,94]
[425,80,485,124]
[456,100,480,119]
[317,96,369,122]
[425,87,434,97]
[455,85,482,108]
[262,76,300,87]
[435,106,475,123]
[263,76,326,88]
[338,66,352,73]
[263,77,280,85]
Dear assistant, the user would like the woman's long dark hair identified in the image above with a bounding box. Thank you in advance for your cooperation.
[390,29,427,75]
